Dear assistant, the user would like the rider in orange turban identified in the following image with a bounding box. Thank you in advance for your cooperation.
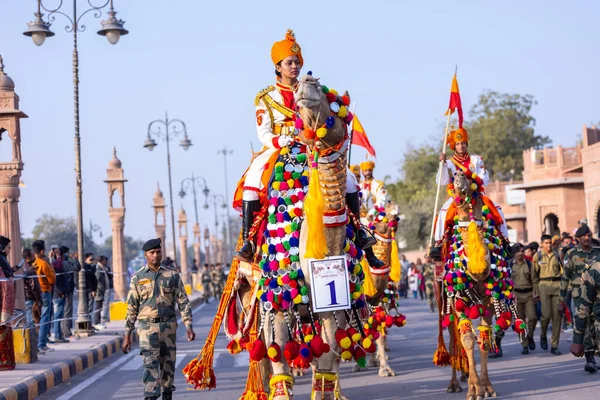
[271,29,303,67]
[447,127,469,151]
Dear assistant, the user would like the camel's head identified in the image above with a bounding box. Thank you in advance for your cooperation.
[453,170,471,198]
[295,74,324,109]
[369,201,399,236]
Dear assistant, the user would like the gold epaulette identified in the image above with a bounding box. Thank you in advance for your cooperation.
[254,85,276,106]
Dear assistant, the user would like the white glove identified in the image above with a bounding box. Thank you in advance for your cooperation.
[277,135,293,148]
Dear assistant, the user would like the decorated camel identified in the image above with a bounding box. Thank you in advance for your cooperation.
[432,170,525,400]
[184,74,376,400]
[354,201,405,377]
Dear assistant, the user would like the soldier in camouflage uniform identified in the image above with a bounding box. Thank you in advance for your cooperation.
[563,225,600,373]
[210,263,222,300]
[423,256,435,312]
[122,238,196,400]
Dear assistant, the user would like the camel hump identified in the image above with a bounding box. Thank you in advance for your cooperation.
[254,85,276,106]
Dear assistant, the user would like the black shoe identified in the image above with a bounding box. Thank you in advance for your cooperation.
[356,227,377,249]
[528,336,535,351]
[144,397,158,400]
[584,352,598,373]
[540,336,548,350]
[233,200,260,263]
[364,247,385,269]
[521,347,529,355]
[162,391,172,400]
[550,347,561,355]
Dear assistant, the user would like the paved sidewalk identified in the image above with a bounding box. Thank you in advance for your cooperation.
[0,292,203,400]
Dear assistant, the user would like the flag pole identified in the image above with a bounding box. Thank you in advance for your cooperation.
[348,103,356,167]
[427,96,453,254]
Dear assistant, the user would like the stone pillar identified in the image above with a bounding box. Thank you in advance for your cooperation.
[178,208,189,285]
[193,222,201,269]
[203,227,211,265]
[0,56,27,312]
[153,183,167,257]
[104,148,127,301]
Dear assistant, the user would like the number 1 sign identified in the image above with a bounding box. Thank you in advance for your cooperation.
[308,256,351,313]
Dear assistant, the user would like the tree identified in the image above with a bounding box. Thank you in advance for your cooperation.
[466,91,551,180]
[29,214,98,254]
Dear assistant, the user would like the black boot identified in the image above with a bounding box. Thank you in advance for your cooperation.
[364,247,385,269]
[162,391,173,400]
[584,352,598,373]
[345,192,376,249]
[233,200,261,263]
[490,336,503,358]
[144,397,158,400]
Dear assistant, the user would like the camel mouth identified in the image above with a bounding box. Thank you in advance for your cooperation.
[296,98,320,109]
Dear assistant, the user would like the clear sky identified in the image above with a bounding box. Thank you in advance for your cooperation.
[0,0,594,248]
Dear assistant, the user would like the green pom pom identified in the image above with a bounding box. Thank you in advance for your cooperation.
[321,85,329,94]
[275,165,284,173]
[292,172,301,180]
[289,271,298,280]
[291,221,299,231]
[259,278,265,286]
[283,241,291,251]
[449,315,455,321]
[296,154,307,163]
[300,286,309,295]
[357,357,367,368]
[275,173,284,182]
[268,215,277,224]
[290,255,300,262]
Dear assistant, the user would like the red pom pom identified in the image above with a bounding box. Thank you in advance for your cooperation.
[514,318,526,334]
[394,314,406,327]
[239,335,250,349]
[468,306,481,320]
[455,299,467,312]
[353,346,366,361]
[284,341,300,364]
[310,335,325,358]
[385,315,394,328]
[341,95,350,106]
[304,129,316,140]
[250,339,267,361]
[335,328,351,349]
[325,92,337,103]
[322,342,331,354]
[442,314,451,328]
[267,342,281,363]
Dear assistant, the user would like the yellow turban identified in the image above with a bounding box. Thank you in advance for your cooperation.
[447,127,469,151]
[271,29,303,67]
[360,161,375,171]
[350,165,360,175]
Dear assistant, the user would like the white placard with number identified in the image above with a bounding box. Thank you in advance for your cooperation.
[308,256,351,313]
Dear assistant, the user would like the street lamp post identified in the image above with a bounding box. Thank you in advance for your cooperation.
[205,194,227,262]
[178,173,210,226]
[203,227,211,264]
[144,113,192,264]
[23,0,129,336]
[217,147,233,261]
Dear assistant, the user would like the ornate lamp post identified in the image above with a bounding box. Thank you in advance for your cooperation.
[205,194,227,257]
[179,173,209,273]
[23,0,129,336]
[203,227,211,264]
[144,113,192,263]
[217,146,234,262]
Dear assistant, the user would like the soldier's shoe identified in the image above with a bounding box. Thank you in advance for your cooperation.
[540,336,548,350]
[528,336,536,351]
[364,247,385,269]
[521,347,529,355]
[584,352,598,373]
[233,241,255,263]
[144,397,158,400]
[162,391,173,400]
[550,347,562,355]
[356,227,377,249]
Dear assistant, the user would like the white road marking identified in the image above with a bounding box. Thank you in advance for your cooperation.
[120,355,143,370]
[55,352,136,400]
[213,352,221,368]
[175,353,188,369]
[233,351,249,367]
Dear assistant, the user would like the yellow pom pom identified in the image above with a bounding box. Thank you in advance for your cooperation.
[262,244,269,253]
[272,181,281,190]
[275,162,284,169]
[470,183,477,191]
[287,179,295,188]
[338,106,348,118]
[293,295,302,304]
[329,89,338,95]
[447,190,453,196]
[284,225,292,234]
[340,337,352,349]
[267,346,278,359]
[368,317,374,324]
[488,243,494,250]
[279,259,286,269]
[256,290,263,299]
[341,350,352,360]
[280,147,289,155]
[344,241,351,252]
[472,173,478,178]
[316,127,328,138]
[351,332,361,343]
[353,264,361,275]
[382,217,389,223]
[304,334,314,343]
[277,276,284,286]
[363,337,372,349]
[352,292,361,299]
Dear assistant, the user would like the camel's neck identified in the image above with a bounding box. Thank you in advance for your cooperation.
[318,153,347,213]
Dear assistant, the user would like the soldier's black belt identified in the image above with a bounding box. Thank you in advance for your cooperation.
[514,287,533,293]
[539,277,561,282]
[142,316,175,323]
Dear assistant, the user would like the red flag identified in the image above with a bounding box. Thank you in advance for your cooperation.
[351,115,376,157]
[444,74,463,128]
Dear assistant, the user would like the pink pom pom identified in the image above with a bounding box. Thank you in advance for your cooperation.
[290,288,299,298]
[276,228,286,238]
[270,260,279,271]
[267,291,275,302]
[276,243,286,253]
[294,118,304,130]
[271,197,279,206]
[281,275,291,284]
[280,182,289,191]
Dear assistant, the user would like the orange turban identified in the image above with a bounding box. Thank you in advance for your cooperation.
[447,127,469,151]
[360,161,375,171]
[271,29,303,67]
[350,165,360,175]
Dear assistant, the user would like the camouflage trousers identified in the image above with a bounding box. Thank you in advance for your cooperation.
[138,319,178,397]
[425,283,435,310]
[573,296,598,352]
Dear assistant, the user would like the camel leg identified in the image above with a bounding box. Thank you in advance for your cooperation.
[479,314,497,398]
[314,310,346,400]
[447,367,463,393]
[376,333,395,377]
[265,312,294,400]
[460,322,484,400]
